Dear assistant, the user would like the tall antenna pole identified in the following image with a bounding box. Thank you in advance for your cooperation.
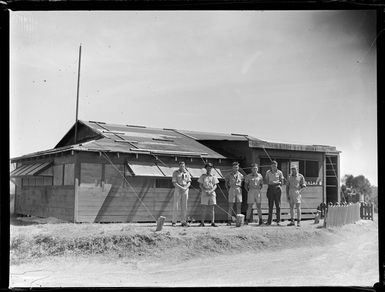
[74,44,82,144]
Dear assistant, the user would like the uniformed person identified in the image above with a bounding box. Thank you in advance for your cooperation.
[286,165,306,227]
[264,160,284,226]
[225,162,244,226]
[198,162,219,227]
[244,163,264,225]
[171,161,191,227]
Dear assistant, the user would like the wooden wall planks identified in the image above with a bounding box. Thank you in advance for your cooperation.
[15,186,75,221]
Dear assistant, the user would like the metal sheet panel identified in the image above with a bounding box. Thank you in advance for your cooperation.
[156,164,178,177]
[10,162,53,177]
[213,166,246,179]
[16,163,42,176]
[127,162,165,177]
[10,164,30,176]
[186,167,206,179]
[28,162,52,175]
[82,121,227,159]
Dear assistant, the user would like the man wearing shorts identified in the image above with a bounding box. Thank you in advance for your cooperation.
[286,165,306,227]
[198,162,219,227]
[265,160,284,226]
[244,163,264,225]
[225,162,244,226]
[171,161,191,227]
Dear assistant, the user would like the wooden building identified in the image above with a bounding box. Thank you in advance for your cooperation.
[178,129,341,217]
[11,120,340,223]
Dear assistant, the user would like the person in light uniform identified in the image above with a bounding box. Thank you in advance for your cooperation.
[198,162,219,227]
[286,165,306,227]
[171,161,191,227]
[244,163,264,225]
[225,162,244,226]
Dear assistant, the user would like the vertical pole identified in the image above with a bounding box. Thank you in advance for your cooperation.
[337,154,341,202]
[322,154,326,203]
[74,44,82,145]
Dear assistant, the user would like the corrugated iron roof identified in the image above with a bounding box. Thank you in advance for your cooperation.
[176,129,257,141]
[80,121,225,158]
[11,119,339,162]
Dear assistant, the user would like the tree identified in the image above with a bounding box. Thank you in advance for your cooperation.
[341,174,373,202]
[352,175,372,197]
[342,174,354,189]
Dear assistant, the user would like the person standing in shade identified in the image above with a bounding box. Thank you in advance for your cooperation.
[244,163,264,225]
[171,161,191,227]
[225,162,244,226]
[265,160,284,226]
[286,165,306,227]
[198,162,219,227]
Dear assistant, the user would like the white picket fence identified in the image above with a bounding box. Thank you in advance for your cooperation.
[324,203,361,228]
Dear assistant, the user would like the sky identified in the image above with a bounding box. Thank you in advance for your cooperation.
[10,10,377,185]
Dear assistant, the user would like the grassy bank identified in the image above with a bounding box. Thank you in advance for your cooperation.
[10,217,377,265]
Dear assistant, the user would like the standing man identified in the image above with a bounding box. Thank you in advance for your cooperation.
[198,162,219,227]
[265,160,284,226]
[244,163,264,225]
[172,161,191,227]
[286,165,306,227]
[225,162,244,226]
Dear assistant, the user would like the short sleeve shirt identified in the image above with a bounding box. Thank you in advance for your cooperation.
[245,173,263,190]
[225,171,244,188]
[287,173,306,192]
[172,169,191,187]
[198,174,219,191]
[265,169,284,185]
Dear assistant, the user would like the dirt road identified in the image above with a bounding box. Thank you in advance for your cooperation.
[10,220,378,287]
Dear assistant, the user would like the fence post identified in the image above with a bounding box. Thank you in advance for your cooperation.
[371,203,374,221]
[360,203,363,219]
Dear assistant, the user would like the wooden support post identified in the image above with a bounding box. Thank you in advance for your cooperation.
[369,203,372,220]
[360,203,362,219]
[156,216,166,231]
[74,178,79,223]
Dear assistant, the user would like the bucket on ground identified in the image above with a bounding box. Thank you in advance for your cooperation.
[156,216,166,231]
[236,214,245,227]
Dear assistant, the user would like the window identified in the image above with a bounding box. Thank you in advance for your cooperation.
[305,160,319,178]
[63,164,75,185]
[155,178,174,189]
[259,158,271,179]
[53,165,64,185]
[81,163,102,185]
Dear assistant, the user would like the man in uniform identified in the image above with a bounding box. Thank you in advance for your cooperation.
[225,162,244,226]
[286,165,306,227]
[172,161,191,227]
[198,162,219,227]
[265,160,284,226]
[244,163,264,225]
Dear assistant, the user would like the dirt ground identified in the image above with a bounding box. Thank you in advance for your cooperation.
[9,216,378,287]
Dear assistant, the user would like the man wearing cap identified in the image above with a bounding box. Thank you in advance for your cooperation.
[265,160,284,225]
[172,161,191,227]
[286,165,306,227]
[198,162,219,227]
[225,162,244,226]
[244,163,264,225]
